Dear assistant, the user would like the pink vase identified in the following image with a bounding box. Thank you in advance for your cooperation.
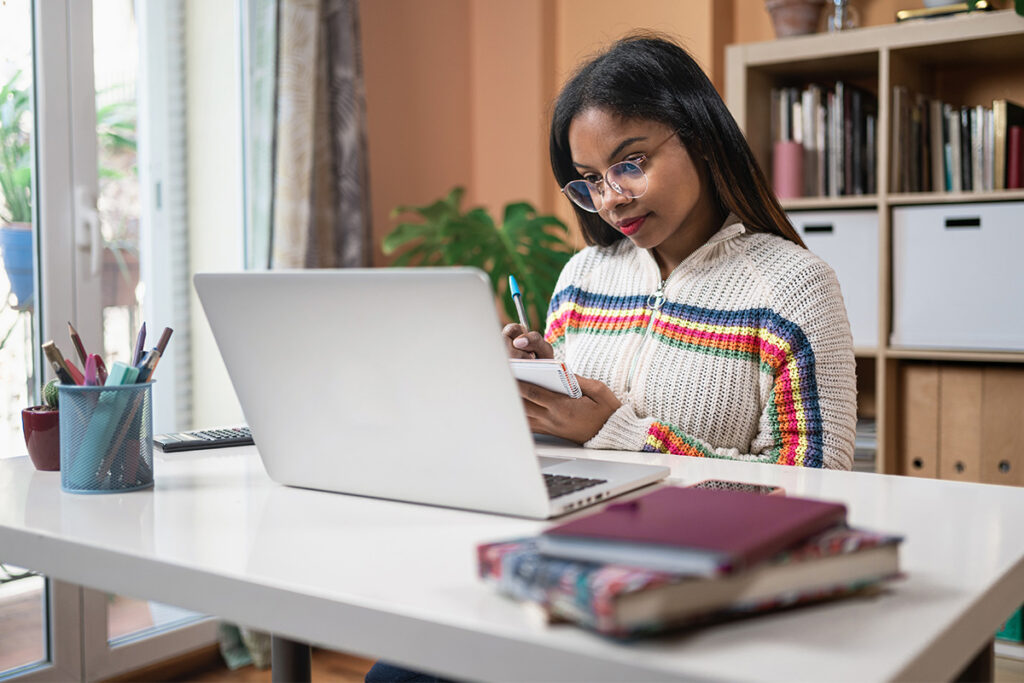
[22,406,61,471]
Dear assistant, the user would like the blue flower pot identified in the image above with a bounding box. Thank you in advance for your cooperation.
[0,224,34,309]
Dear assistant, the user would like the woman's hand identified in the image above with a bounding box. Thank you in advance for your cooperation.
[502,323,554,359]
[519,376,621,444]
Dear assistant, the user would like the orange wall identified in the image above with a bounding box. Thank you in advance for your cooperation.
[359,0,472,266]
[359,0,933,263]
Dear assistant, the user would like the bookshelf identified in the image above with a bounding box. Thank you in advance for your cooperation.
[726,9,1024,478]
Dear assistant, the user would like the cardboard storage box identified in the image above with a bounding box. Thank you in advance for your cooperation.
[891,202,1024,351]
[789,210,878,350]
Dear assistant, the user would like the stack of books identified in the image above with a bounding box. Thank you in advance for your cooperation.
[477,486,902,638]
[890,90,1024,193]
[770,82,878,198]
[854,418,877,473]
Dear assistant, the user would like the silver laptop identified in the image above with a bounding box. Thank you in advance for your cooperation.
[194,268,668,519]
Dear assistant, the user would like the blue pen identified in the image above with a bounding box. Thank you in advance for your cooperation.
[508,275,530,331]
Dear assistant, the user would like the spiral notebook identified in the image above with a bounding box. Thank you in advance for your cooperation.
[509,359,582,398]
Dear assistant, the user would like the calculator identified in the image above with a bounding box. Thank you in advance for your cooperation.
[154,426,254,452]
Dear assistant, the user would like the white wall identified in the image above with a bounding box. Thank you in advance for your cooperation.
[186,0,244,427]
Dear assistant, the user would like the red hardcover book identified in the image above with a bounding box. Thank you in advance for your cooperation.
[1008,125,1023,190]
[537,486,846,577]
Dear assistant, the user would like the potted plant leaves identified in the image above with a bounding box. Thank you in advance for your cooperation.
[384,187,574,330]
[0,71,33,310]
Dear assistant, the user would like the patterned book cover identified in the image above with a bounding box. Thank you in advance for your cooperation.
[478,525,902,638]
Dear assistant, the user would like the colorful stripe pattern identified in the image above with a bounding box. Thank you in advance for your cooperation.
[546,285,824,468]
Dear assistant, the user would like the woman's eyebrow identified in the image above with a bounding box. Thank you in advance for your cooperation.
[571,135,648,170]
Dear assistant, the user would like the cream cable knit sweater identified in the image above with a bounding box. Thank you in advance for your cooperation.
[544,215,857,470]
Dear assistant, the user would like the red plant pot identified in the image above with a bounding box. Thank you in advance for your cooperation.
[22,406,60,471]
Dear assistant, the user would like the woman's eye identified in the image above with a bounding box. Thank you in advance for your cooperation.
[583,174,602,184]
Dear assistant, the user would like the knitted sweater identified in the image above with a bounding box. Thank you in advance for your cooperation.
[544,215,857,470]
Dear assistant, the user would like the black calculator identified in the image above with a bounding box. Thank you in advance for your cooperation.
[154,426,254,452]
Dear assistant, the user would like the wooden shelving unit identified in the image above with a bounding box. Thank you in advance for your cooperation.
[726,9,1024,477]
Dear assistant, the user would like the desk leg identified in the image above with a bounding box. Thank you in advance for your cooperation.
[954,639,994,682]
[271,635,311,683]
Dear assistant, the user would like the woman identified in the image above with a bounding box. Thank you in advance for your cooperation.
[367,30,857,683]
[503,34,856,470]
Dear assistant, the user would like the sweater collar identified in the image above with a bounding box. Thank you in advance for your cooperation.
[634,213,747,283]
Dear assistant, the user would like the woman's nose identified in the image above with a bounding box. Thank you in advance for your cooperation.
[600,179,631,210]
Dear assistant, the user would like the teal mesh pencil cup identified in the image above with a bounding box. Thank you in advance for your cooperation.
[58,383,154,494]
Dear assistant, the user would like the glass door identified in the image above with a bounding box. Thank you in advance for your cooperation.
[4,1,214,679]
[1,2,84,680]
[73,1,214,677]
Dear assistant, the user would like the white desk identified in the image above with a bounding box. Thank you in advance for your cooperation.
[1,444,1022,682]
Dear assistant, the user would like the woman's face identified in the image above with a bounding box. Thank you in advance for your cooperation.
[567,108,719,269]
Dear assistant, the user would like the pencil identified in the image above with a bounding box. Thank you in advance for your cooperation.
[68,322,88,366]
[132,322,147,365]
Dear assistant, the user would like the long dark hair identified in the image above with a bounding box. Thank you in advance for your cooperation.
[550,33,805,249]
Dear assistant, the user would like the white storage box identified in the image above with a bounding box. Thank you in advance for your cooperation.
[891,201,1024,351]
[789,210,879,350]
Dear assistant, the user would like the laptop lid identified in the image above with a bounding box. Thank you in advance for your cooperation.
[194,268,553,517]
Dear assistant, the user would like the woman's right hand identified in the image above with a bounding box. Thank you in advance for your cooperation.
[502,323,554,359]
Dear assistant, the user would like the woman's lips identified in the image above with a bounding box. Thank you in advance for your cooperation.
[618,214,647,236]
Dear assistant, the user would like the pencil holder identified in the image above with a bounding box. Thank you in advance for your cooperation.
[58,383,154,494]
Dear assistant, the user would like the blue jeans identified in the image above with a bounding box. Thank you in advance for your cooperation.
[364,660,456,683]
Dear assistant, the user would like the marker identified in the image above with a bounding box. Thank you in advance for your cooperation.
[42,341,77,385]
[508,275,530,331]
[155,327,173,355]
[135,349,161,383]
[84,354,100,386]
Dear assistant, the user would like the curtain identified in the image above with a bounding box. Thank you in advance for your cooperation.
[271,0,371,269]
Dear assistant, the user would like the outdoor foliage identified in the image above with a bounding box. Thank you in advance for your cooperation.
[385,187,574,331]
[0,71,32,224]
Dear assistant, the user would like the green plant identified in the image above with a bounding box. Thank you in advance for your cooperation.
[0,71,32,224]
[385,187,574,330]
[43,378,60,409]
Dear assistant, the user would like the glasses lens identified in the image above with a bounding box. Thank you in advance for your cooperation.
[563,180,601,212]
[607,161,647,198]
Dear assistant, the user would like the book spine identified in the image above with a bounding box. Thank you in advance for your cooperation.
[948,106,962,193]
[972,105,985,192]
[961,107,972,192]
[930,99,945,193]
[1009,125,1023,189]
[994,99,1007,191]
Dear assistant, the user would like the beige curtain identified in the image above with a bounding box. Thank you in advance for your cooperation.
[271,0,371,269]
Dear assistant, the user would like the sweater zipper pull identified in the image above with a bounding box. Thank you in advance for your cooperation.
[646,279,666,311]
[626,279,667,394]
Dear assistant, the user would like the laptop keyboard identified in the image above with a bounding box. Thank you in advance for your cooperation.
[544,473,607,499]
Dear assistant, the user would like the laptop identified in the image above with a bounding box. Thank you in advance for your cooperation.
[193,268,668,519]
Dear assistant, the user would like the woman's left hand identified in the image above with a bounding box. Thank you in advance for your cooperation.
[519,376,622,444]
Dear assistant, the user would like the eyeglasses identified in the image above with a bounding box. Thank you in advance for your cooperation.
[561,130,678,213]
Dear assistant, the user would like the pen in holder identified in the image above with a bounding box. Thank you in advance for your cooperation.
[58,382,154,494]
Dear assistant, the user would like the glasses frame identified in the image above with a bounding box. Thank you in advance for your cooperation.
[561,130,679,213]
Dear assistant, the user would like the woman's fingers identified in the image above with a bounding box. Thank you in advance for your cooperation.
[502,323,534,359]
[509,330,555,360]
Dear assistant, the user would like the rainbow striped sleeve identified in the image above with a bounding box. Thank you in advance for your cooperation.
[641,301,825,468]
[544,284,649,348]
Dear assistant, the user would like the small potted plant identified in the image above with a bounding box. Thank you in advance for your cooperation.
[22,379,61,471]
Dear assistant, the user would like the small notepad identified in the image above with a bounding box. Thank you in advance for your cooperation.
[509,359,583,398]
